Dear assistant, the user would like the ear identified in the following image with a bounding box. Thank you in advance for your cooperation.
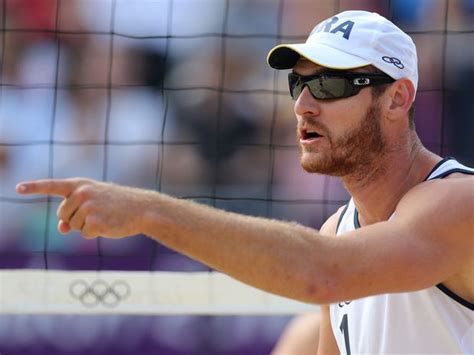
[386,78,415,121]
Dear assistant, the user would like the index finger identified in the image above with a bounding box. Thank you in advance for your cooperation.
[16,179,78,197]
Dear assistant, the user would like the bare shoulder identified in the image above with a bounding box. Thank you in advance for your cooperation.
[395,173,474,237]
[396,173,473,215]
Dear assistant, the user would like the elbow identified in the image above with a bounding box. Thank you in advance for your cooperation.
[299,270,341,305]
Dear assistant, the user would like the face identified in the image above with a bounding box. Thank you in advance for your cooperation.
[293,59,387,177]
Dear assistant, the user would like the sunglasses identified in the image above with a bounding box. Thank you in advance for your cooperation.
[288,72,395,100]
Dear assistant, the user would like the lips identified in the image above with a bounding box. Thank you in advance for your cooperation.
[299,128,324,141]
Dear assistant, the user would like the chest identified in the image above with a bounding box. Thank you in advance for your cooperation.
[329,290,473,354]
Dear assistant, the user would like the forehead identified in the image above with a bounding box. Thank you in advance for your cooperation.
[292,58,324,74]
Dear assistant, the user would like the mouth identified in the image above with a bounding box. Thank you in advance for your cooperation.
[300,128,324,142]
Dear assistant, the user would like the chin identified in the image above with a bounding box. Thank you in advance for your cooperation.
[300,153,348,176]
[300,153,327,174]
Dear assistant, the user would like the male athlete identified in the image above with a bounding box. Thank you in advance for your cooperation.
[17,11,473,354]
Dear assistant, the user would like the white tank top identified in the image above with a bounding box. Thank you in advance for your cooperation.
[330,158,474,354]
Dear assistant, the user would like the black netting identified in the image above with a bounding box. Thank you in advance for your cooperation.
[0,0,473,353]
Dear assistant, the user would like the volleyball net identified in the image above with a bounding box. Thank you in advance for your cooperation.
[0,0,473,352]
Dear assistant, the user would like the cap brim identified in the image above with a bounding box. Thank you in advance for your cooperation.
[267,43,371,70]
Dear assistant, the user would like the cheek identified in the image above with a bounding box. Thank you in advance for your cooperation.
[320,116,353,143]
[326,100,370,138]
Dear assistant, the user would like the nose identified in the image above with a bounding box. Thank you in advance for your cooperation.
[294,86,321,117]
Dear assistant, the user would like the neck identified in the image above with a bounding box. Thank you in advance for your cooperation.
[341,134,440,226]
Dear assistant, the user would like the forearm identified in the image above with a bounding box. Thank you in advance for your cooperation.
[16,178,334,303]
[141,191,331,303]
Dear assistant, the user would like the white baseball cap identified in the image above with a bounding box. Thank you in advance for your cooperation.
[267,10,418,95]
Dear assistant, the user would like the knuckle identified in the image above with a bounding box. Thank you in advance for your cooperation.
[84,216,101,236]
[75,185,93,200]
[79,178,94,187]
[81,201,95,214]
[70,177,90,185]
[86,218,100,230]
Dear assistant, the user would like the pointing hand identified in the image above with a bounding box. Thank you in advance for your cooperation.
[16,178,148,239]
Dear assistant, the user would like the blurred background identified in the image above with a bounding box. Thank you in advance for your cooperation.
[0,0,473,354]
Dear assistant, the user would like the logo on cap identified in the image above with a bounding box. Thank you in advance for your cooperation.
[382,56,404,69]
[311,16,355,40]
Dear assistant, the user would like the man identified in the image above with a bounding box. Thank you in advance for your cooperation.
[17,11,473,354]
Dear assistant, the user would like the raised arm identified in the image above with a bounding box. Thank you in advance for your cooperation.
[16,175,473,304]
[16,178,335,302]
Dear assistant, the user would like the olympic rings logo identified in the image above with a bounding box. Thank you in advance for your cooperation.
[70,279,131,308]
[382,56,405,69]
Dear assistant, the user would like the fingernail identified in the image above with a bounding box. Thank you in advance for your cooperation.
[17,184,27,193]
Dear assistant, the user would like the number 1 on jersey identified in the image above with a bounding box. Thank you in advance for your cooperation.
[339,314,351,355]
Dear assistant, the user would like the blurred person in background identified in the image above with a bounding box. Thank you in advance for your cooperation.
[0,0,193,353]
[2,0,290,353]
[444,0,474,166]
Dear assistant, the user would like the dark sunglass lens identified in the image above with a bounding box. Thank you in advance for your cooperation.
[288,73,302,100]
[288,73,366,100]
[307,77,348,99]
